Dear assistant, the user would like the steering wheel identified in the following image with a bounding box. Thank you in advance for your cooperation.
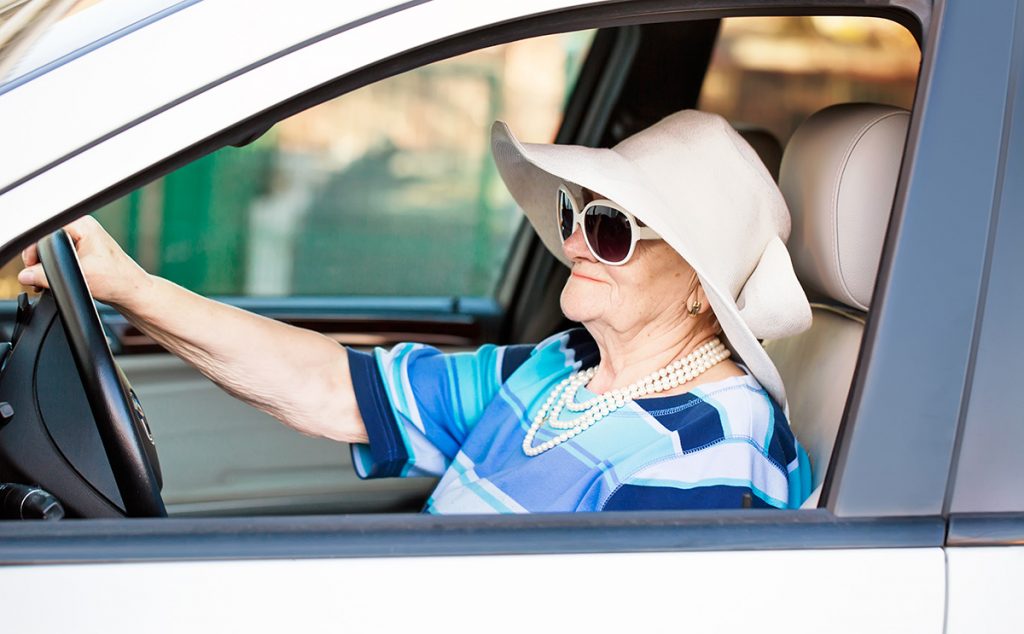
[37,229,166,517]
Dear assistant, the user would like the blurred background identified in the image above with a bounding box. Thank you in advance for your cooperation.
[0,14,920,300]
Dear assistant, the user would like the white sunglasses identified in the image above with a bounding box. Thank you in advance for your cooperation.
[557,185,659,265]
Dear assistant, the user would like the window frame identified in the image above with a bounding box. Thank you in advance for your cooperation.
[944,0,1024,533]
[0,510,945,564]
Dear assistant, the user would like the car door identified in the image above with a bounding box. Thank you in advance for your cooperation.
[0,0,1018,631]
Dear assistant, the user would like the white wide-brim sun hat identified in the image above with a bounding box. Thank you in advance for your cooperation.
[491,109,812,409]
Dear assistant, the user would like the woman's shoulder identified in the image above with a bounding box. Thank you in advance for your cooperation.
[637,373,789,452]
[693,374,788,441]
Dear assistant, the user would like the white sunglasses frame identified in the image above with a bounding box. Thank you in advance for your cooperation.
[556,185,660,266]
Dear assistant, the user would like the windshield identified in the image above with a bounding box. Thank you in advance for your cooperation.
[0,0,188,88]
[0,0,78,81]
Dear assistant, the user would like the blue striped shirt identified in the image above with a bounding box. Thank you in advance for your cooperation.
[348,329,812,513]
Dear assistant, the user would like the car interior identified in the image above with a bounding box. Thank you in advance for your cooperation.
[0,13,921,519]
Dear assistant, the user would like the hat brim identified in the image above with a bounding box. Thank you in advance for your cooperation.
[491,121,792,409]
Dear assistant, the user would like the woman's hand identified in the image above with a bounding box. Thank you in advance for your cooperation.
[17,216,152,309]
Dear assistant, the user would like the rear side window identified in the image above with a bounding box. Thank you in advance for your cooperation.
[86,31,593,298]
[700,16,920,144]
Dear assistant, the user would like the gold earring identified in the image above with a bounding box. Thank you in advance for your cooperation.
[688,300,702,316]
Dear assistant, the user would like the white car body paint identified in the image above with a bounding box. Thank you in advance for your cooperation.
[945,546,1024,634]
[0,548,946,633]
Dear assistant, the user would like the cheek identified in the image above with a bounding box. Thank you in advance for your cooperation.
[611,251,691,309]
[654,267,692,298]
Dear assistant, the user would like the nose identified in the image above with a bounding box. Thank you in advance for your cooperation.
[561,222,595,262]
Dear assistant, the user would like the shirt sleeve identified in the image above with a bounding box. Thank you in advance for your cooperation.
[347,342,532,479]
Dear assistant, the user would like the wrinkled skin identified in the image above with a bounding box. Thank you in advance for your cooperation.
[559,189,743,395]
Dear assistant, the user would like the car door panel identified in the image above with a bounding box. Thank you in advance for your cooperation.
[105,298,492,514]
[0,297,486,514]
[118,354,436,515]
[0,548,946,633]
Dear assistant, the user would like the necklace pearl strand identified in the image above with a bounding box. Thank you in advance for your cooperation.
[522,338,730,457]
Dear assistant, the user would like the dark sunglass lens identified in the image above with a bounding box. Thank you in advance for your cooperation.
[585,205,632,262]
[557,191,575,240]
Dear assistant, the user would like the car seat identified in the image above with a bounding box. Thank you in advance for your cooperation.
[765,103,910,508]
[736,126,784,182]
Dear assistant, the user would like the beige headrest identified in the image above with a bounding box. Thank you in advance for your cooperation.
[780,104,909,311]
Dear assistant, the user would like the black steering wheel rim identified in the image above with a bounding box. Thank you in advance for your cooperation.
[38,229,165,517]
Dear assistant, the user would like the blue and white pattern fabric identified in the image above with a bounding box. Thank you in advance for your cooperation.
[347,329,812,513]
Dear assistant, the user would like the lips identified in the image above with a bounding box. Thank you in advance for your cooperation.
[571,270,604,283]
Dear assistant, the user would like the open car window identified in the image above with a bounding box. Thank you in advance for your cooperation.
[0,11,924,520]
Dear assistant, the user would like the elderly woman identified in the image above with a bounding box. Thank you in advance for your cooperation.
[19,110,812,513]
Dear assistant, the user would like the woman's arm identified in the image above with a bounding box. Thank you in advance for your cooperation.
[18,217,367,444]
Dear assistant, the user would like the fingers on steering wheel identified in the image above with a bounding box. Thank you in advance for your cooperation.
[22,218,91,268]
[21,243,38,267]
[17,263,49,291]
[21,218,93,282]
[66,216,99,244]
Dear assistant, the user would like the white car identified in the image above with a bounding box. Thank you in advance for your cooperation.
[0,0,1020,632]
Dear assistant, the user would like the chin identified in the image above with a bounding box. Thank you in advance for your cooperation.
[560,279,601,323]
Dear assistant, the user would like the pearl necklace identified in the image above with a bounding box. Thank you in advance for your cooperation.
[522,338,730,457]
